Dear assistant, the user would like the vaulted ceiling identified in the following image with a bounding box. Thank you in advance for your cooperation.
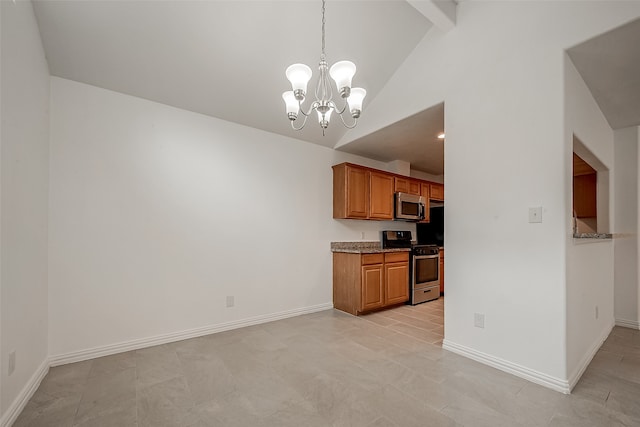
[31,2,640,176]
[33,1,436,148]
[567,17,640,130]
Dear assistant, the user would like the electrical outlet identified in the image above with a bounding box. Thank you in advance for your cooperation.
[595,305,599,319]
[226,296,235,308]
[474,313,485,329]
[361,232,365,239]
[528,207,542,223]
[8,350,16,375]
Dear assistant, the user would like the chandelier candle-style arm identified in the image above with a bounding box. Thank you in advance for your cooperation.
[281,0,366,135]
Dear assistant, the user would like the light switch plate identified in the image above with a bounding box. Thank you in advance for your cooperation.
[474,313,485,329]
[529,207,542,223]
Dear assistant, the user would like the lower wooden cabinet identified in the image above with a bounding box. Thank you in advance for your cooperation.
[361,264,384,311]
[333,251,409,315]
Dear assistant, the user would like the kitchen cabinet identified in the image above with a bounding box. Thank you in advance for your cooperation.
[333,163,368,219]
[333,162,443,221]
[333,251,409,315]
[394,177,421,195]
[333,163,393,220]
[430,183,444,201]
[361,264,384,311]
[369,171,394,220]
[385,253,410,305]
[574,173,596,218]
[439,249,444,295]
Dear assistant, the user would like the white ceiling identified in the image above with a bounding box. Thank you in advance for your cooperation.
[336,103,444,175]
[32,0,433,148]
[32,2,638,177]
[567,18,640,130]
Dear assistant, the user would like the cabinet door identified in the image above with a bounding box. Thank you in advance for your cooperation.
[408,180,421,195]
[369,171,394,219]
[573,173,596,218]
[346,166,369,218]
[395,177,420,195]
[385,262,409,305]
[361,265,384,311]
[394,177,409,193]
[430,183,444,201]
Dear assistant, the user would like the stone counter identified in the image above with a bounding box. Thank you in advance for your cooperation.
[330,241,411,254]
[573,233,613,239]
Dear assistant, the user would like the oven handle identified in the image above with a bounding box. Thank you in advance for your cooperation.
[413,254,439,260]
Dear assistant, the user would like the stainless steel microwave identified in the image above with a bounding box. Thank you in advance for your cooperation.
[394,192,426,221]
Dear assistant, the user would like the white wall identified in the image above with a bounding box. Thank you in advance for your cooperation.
[0,0,50,420]
[614,126,639,329]
[48,77,415,359]
[410,170,444,184]
[564,57,615,385]
[338,0,640,388]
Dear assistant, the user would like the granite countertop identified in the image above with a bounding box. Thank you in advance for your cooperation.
[573,233,613,239]
[331,241,411,254]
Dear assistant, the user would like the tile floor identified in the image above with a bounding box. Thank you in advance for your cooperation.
[13,298,640,427]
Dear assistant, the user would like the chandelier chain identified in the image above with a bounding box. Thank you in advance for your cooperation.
[321,0,326,57]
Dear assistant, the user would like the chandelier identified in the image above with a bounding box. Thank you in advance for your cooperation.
[281,0,366,135]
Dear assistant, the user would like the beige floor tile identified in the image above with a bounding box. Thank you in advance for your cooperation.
[137,376,199,427]
[74,367,136,425]
[13,391,79,427]
[14,308,640,427]
[88,351,136,378]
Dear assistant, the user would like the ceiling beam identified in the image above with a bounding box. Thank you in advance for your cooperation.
[407,0,456,33]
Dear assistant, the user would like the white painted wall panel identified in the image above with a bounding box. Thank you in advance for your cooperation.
[564,57,615,382]
[613,127,638,328]
[339,1,640,383]
[48,77,415,358]
[0,0,50,417]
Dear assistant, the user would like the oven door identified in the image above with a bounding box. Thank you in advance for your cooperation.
[411,253,440,304]
[413,254,439,288]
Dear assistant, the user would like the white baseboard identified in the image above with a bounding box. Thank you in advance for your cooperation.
[615,318,640,330]
[442,339,571,394]
[0,359,49,427]
[567,322,614,391]
[49,302,333,367]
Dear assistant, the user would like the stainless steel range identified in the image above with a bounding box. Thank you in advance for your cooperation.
[410,245,440,305]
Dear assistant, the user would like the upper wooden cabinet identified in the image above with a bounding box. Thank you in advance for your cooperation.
[333,164,368,219]
[430,183,444,201]
[369,171,394,220]
[572,153,597,220]
[333,162,443,221]
[394,177,421,195]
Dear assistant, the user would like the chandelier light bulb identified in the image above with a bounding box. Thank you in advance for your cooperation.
[317,107,333,132]
[282,91,300,120]
[347,88,366,118]
[329,61,356,98]
[285,64,313,100]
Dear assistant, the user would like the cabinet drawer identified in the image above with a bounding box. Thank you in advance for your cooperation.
[384,252,409,263]
[361,253,384,265]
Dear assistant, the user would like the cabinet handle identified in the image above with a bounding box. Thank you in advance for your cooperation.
[424,289,431,293]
